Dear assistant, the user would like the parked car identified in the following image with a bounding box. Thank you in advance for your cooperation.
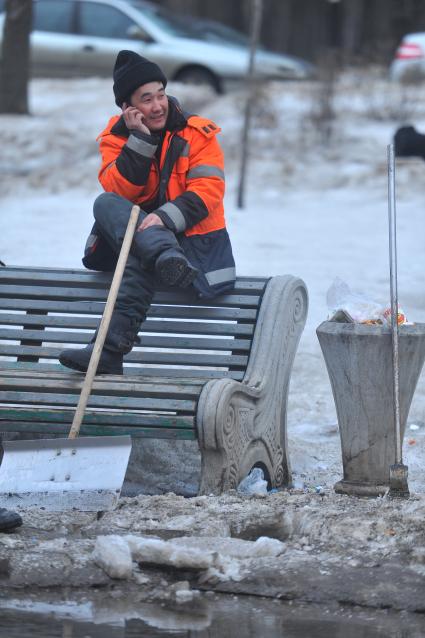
[0,0,315,92]
[390,32,425,82]
[187,17,253,48]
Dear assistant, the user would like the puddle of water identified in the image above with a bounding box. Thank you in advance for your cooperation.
[0,593,423,638]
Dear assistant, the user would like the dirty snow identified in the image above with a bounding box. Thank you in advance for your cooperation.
[0,490,425,620]
[1,69,425,621]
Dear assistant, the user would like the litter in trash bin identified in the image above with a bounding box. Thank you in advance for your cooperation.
[381,306,408,326]
[326,277,410,325]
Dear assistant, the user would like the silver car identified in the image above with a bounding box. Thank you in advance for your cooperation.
[0,0,315,92]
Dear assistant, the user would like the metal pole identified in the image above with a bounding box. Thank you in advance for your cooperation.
[237,0,263,209]
[387,143,402,465]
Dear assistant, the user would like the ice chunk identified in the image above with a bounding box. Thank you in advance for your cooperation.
[126,535,215,570]
[92,535,132,579]
[251,536,286,557]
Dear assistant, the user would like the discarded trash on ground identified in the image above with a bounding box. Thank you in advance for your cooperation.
[237,468,268,495]
[326,277,411,325]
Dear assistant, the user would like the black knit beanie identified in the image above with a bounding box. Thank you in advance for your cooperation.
[113,50,167,107]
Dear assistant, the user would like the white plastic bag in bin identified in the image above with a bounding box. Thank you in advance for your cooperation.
[326,278,409,325]
[327,278,384,323]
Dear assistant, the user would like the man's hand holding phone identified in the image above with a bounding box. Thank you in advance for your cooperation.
[122,102,150,135]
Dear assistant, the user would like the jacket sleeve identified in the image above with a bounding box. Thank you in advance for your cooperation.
[98,127,159,201]
[154,127,225,233]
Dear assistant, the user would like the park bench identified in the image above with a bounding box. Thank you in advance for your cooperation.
[0,265,308,495]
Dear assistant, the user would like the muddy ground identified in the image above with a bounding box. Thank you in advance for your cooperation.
[0,488,424,629]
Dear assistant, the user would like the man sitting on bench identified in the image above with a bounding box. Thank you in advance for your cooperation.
[59,50,235,375]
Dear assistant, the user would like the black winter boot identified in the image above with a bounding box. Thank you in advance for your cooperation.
[0,508,22,532]
[134,226,198,288]
[59,343,124,375]
[155,248,198,287]
[59,312,140,375]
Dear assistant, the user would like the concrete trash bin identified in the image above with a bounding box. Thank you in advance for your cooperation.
[316,321,425,496]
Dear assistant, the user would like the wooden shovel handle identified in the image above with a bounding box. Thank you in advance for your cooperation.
[68,205,140,439]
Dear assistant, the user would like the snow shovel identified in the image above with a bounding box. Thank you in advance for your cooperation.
[387,144,409,498]
[0,205,141,511]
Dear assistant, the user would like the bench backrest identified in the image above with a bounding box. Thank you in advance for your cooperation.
[0,266,268,381]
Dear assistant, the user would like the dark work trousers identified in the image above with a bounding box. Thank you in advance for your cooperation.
[93,192,156,323]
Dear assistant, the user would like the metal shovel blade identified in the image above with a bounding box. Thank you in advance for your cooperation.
[0,435,132,511]
[389,462,409,498]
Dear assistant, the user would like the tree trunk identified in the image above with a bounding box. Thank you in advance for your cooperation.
[341,0,365,62]
[0,0,32,114]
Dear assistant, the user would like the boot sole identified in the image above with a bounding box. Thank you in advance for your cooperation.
[156,256,198,288]
[59,353,123,375]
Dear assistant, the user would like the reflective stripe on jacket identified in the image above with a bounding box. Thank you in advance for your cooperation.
[95,98,235,297]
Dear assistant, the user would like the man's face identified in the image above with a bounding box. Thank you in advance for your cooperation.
[130,81,169,132]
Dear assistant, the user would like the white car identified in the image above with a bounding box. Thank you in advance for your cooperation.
[390,32,425,81]
[0,0,315,92]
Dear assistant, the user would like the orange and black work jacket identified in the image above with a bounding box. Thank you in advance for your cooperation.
[95,97,235,298]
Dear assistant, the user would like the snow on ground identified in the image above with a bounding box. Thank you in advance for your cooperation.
[1,68,424,493]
